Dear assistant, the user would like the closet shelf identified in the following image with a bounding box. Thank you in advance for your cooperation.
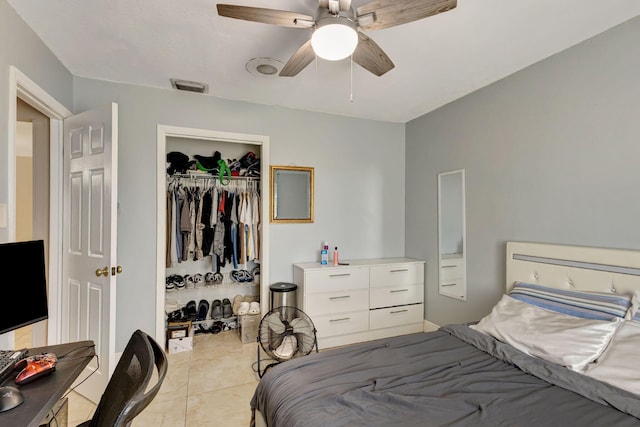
[193,316,237,325]
[166,283,257,292]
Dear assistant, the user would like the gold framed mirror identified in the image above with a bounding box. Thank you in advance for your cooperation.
[270,165,314,223]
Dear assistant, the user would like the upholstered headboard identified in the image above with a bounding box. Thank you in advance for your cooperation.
[506,241,640,296]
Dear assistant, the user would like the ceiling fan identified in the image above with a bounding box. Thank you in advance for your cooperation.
[216,0,457,77]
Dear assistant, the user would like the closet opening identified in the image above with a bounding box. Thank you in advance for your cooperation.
[155,126,270,345]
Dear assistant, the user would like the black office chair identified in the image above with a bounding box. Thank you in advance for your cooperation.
[77,329,168,427]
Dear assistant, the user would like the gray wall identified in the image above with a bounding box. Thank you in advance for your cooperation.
[72,78,406,350]
[0,0,73,242]
[406,16,640,326]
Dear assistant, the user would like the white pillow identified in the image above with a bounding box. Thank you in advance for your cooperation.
[470,294,622,371]
[626,290,640,321]
[584,321,640,396]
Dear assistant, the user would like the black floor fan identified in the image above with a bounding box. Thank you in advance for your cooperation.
[256,306,318,378]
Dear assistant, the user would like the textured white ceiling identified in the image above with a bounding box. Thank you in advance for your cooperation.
[8,0,640,123]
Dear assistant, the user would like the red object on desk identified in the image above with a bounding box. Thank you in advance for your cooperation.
[14,353,57,385]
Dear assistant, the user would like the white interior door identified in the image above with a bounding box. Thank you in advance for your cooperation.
[62,102,118,403]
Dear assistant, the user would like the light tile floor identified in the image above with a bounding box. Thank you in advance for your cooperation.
[65,330,261,427]
[12,324,261,426]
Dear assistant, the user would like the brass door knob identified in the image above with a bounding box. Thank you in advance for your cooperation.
[96,267,109,277]
[112,266,123,275]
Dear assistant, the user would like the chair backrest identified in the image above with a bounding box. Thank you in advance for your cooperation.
[88,329,168,427]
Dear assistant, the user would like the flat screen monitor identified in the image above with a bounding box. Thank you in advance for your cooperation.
[0,240,48,335]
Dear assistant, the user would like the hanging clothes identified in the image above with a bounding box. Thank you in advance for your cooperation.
[180,187,192,261]
[252,191,261,261]
[213,188,226,266]
[193,187,204,261]
[230,192,239,269]
[223,190,234,266]
[166,185,173,268]
[201,188,214,256]
[165,174,260,268]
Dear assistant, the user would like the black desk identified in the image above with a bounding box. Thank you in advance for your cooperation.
[0,340,95,427]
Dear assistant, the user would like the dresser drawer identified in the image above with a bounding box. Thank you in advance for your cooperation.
[369,263,423,289]
[313,310,369,339]
[304,289,369,316]
[304,268,369,293]
[369,304,423,330]
[370,284,423,309]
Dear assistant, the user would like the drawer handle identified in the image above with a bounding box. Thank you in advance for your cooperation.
[329,317,351,322]
[390,269,409,273]
[390,289,409,293]
[329,273,351,278]
[442,283,456,287]
[329,295,350,300]
[441,265,456,269]
[390,309,409,314]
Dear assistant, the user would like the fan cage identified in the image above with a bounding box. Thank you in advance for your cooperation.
[257,306,318,377]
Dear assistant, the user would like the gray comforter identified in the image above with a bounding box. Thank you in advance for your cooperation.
[251,324,640,426]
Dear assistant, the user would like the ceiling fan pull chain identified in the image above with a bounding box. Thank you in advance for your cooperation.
[350,55,354,103]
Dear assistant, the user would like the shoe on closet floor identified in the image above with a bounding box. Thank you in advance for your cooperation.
[204,272,215,286]
[222,298,232,318]
[232,295,243,315]
[184,274,195,289]
[185,300,197,320]
[167,309,184,322]
[211,299,223,320]
[165,276,175,291]
[193,273,204,288]
[248,302,260,315]
[243,295,254,303]
[238,302,250,316]
[197,300,209,321]
[209,321,223,334]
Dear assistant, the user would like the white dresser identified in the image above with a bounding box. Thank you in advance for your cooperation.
[293,258,425,348]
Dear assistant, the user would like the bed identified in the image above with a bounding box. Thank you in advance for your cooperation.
[250,242,640,426]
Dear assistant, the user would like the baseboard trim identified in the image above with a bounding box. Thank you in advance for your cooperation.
[423,320,439,332]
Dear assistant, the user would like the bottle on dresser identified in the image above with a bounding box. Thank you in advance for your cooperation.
[321,241,329,265]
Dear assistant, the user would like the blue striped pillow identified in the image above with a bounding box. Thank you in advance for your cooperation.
[509,282,631,321]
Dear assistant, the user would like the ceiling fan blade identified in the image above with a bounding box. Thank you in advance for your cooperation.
[356,0,456,31]
[279,40,316,77]
[352,32,394,76]
[216,4,314,28]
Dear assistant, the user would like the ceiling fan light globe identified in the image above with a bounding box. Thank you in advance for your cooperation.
[311,22,358,61]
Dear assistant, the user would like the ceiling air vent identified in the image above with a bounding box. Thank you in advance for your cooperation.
[170,78,208,94]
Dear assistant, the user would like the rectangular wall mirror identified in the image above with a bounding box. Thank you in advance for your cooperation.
[437,169,467,300]
[270,165,314,223]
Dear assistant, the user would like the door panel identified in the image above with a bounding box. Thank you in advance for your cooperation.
[62,103,118,403]
[68,279,81,342]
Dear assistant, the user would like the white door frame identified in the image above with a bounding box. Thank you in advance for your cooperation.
[155,125,270,343]
[8,66,71,345]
